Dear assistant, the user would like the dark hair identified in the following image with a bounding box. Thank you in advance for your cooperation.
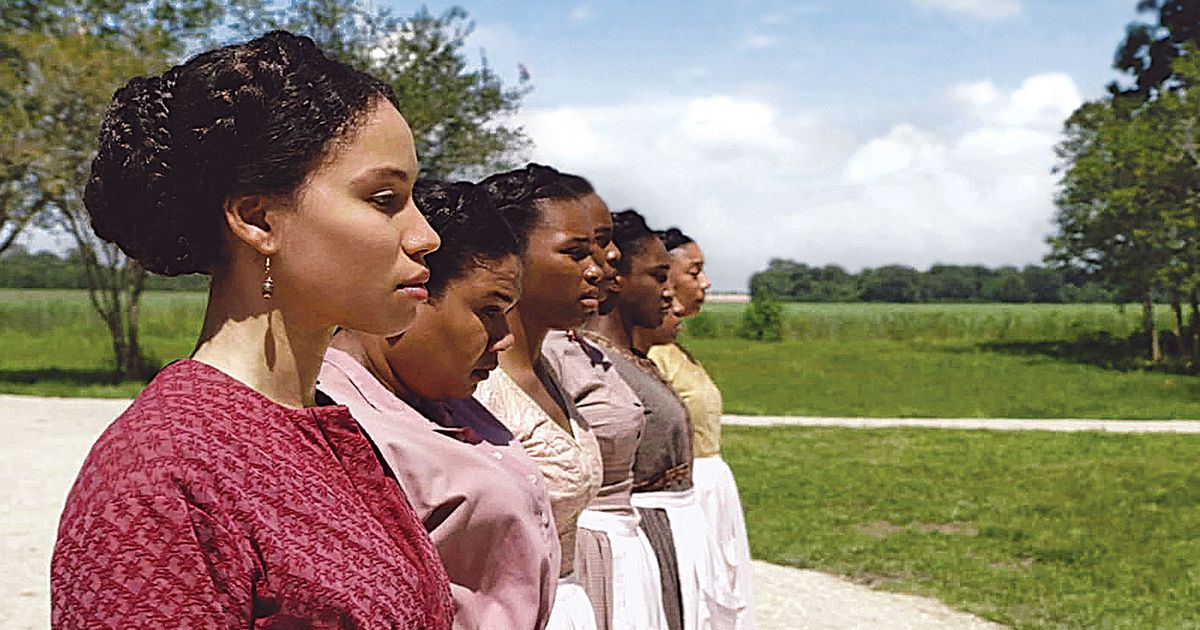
[85,30,400,276]
[479,163,590,252]
[413,179,521,299]
[658,227,694,252]
[611,209,656,273]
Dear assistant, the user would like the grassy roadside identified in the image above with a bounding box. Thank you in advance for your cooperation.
[724,425,1200,628]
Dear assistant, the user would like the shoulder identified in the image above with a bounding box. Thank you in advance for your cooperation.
[62,361,255,522]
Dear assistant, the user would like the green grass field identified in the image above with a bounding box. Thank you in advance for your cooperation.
[724,425,1200,628]
[2,289,1198,418]
[6,289,1199,626]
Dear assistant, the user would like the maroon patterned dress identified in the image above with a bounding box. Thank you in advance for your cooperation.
[51,359,454,629]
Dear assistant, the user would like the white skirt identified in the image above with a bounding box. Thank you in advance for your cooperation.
[547,573,599,630]
[694,455,756,629]
[631,486,740,630]
[577,509,668,630]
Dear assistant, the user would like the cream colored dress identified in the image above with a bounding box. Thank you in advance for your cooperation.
[475,364,603,630]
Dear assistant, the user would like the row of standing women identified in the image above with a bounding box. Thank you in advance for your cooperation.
[50,30,755,629]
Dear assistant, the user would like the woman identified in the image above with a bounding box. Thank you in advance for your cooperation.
[580,209,722,630]
[51,32,452,627]
[317,179,559,629]
[646,229,755,629]
[474,164,604,630]
[541,177,669,630]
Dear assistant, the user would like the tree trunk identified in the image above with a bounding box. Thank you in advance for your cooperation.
[122,270,146,380]
[1190,287,1200,365]
[1170,291,1186,360]
[1143,292,1163,363]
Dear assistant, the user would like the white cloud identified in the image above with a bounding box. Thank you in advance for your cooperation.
[912,0,1022,19]
[568,4,593,22]
[740,33,780,49]
[520,73,1081,290]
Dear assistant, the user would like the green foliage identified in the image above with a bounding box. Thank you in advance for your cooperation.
[233,2,532,179]
[0,1,532,378]
[737,292,783,341]
[748,259,1113,303]
[726,426,1200,627]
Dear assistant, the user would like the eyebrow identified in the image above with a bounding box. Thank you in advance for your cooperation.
[350,166,411,186]
[562,236,592,247]
[486,290,516,303]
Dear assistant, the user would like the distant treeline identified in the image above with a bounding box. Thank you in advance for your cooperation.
[749,259,1116,303]
[0,247,208,291]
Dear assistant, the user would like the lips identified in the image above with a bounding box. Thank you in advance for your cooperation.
[398,267,431,301]
[470,362,498,380]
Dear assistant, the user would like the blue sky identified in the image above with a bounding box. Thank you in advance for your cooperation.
[14,0,1152,290]
[391,0,1145,289]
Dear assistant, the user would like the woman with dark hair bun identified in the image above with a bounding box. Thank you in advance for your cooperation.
[474,163,604,630]
[318,179,561,630]
[647,229,755,629]
[541,181,670,630]
[52,31,452,628]
[578,209,713,630]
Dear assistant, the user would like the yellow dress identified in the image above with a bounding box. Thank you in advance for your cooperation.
[647,342,722,458]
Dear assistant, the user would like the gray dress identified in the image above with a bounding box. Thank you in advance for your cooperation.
[580,332,694,630]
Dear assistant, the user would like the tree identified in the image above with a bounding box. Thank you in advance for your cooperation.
[2,1,532,380]
[235,2,532,179]
[859,265,922,303]
[981,267,1033,303]
[737,291,783,341]
[1110,0,1200,98]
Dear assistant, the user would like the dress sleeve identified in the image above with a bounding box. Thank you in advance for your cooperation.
[51,493,255,629]
[648,343,683,383]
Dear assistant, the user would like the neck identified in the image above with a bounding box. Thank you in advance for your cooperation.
[584,305,634,351]
[500,306,549,376]
[631,328,655,355]
[191,273,331,409]
[328,331,423,409]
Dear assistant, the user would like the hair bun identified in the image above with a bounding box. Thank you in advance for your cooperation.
[83,30,397,277]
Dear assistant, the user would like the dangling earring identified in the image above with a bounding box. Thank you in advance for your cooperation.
[261,256,274,300]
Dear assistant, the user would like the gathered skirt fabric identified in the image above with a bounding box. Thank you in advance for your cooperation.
[576,509,669,630]
[546,573,599,630]
[632,487,736,630]
[694,455,756,629]
[634,505,683,630]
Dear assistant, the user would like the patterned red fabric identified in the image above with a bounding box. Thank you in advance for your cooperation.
[51,359,454,629]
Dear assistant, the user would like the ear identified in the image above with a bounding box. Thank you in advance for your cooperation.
[223,194,281,257]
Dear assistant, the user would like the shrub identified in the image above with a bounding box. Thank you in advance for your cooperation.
[738,292,784,341]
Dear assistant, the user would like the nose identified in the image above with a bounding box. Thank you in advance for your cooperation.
[606,243,621,264]
[402,198,441,258]
[663,285,675,300]
[699,271,712,290]
[490,331,515,354]
[583,260,602,284]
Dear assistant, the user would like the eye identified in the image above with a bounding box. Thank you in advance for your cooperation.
[481,305,504,318]
[369,190,400,213]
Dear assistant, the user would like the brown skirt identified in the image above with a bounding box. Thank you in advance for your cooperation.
[637,506,683,630]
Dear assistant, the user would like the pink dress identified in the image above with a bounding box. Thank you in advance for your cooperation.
[318,348,559,630]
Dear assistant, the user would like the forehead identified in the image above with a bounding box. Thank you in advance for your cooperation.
[632,235,671,269]
[672,242,705,265]
[313,101,418,181]
[579,194,611,226]
[459,255,521,293]
[534,197,593,240]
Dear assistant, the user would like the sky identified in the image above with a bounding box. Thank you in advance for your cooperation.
[14,0,1152,290]
[398,0,1145,290]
